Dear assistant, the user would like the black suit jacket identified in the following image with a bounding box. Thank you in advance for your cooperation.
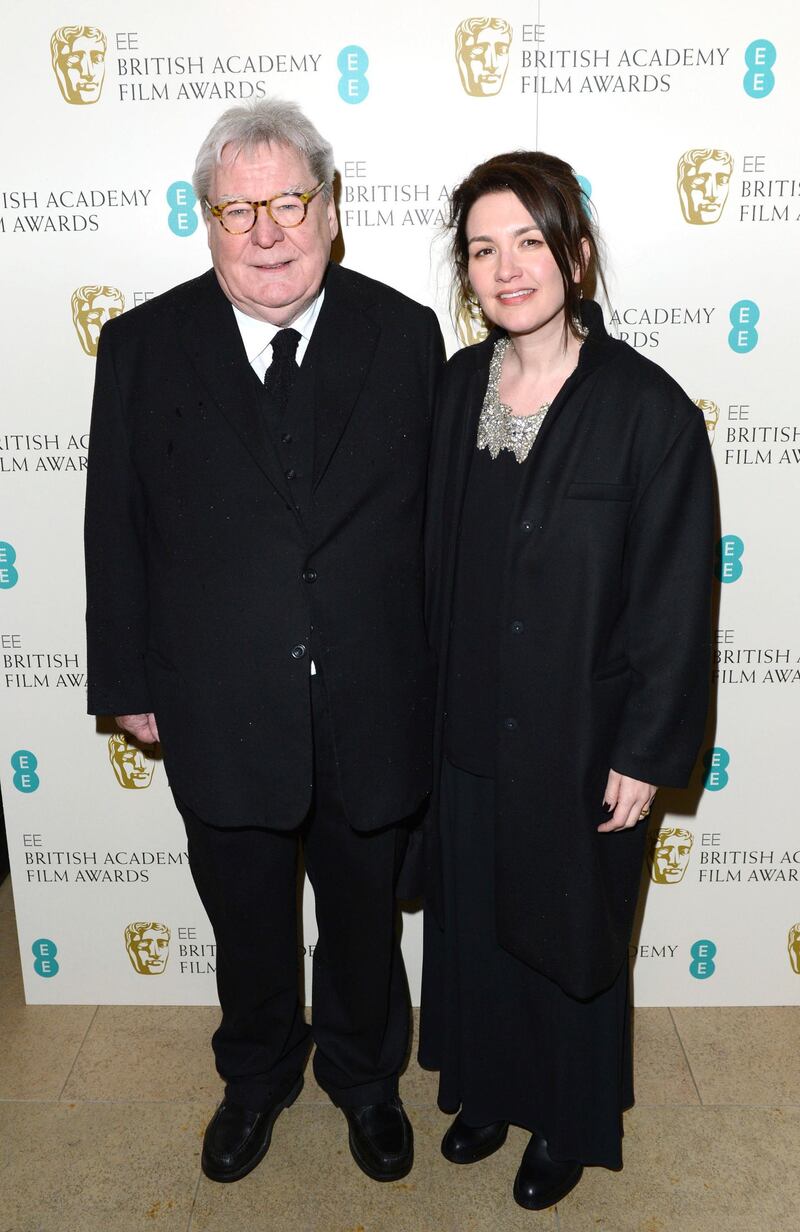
[425,302,715,999]
[85,263,444,830]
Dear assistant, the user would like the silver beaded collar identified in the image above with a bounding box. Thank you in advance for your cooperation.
[476,336,551,464]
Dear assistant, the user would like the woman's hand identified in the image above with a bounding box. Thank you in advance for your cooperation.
[597,769,656,833]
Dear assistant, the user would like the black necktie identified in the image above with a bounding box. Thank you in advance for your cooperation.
[263,328,301,416]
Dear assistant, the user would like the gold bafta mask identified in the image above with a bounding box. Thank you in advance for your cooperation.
[694,399,720,446]
[108,734,156,790]
[788,924,800,975]
[650,827,694,885]
[455,17,512,97]
[50,26,107,105]
[677,149,733,225]
[71,286,124,357]
[124,922,171,974]
[456,290,490,346]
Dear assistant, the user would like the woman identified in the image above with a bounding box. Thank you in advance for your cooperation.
[419,152,714,1210]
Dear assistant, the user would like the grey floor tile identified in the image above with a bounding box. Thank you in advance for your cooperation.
[558,1105,800,1232]
[671,1006,800,1105]
[0,1100,203,1232]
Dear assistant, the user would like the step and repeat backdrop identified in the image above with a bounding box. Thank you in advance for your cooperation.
[1,1,798,1006]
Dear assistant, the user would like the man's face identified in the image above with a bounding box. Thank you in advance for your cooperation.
[460,26,511,96]
[127,927,170,974]
[206,142,337,326]
[652,833,693,884]
[681,157,731,224]
[58,33,106,103]
[75,291,124,355]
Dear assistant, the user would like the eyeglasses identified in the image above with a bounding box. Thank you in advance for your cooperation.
[204,182,327,234]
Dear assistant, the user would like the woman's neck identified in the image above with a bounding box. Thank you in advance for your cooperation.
[506,311,582,381]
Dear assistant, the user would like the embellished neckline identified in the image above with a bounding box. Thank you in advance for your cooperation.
[476,336,552,464]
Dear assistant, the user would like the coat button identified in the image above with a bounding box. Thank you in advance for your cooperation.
[281,433,293,444]
[291,644,306,659]
[521,520,533,533]
[503,717,518,731]
[511,620,524,634]
[302,568,317,584]
[285,468,297,481]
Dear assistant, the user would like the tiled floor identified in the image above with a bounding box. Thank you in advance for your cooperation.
[2,875,798,1232]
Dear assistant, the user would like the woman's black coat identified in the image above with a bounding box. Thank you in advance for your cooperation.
[424,302,715,1000]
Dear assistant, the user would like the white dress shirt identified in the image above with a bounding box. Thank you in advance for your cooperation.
[231,289,325,378]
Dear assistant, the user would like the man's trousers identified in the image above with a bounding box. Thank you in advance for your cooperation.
[175,673,411,1110]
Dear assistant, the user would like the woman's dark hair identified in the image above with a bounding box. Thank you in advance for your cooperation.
[448,150,606,341]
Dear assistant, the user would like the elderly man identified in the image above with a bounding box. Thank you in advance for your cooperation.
[85,98,444,1183]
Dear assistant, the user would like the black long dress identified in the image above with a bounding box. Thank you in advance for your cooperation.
[419,438,633,1171]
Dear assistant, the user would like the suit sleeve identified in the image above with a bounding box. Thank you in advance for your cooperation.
[610,407,715,787]
[84,324,152,716]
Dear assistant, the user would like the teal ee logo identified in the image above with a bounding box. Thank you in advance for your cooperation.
[744,39,776,98]
[11,750,39,792]
[703,747,730,791]
[32,938,59,978]
[689,938,717,979]
[0,541,19,589]
[715,535,744,584]
[338,45,369,104]
[728,300,759,352]
[576,175,592,216]
[166,181,198,237]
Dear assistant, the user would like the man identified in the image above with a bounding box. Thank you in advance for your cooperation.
[85,98,444,1184]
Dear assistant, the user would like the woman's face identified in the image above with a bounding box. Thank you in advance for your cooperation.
[465,190,568,337]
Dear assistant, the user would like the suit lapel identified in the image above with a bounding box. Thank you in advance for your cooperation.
[305,264,380,490]
[174,270,299,517]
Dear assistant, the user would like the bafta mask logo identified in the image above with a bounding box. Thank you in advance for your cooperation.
[125,921,170,975]
[788,924,800,975]
[50,26,107,105]
[677,149,733,225]
[456,290,490,346]
[694,399,720,446]
[72,286,124,357]
[108,734,156,790]
[650,827,694,885]
[455,18,512,96]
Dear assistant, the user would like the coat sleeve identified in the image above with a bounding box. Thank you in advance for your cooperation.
[610,406,715,787]
[84,324,152,716]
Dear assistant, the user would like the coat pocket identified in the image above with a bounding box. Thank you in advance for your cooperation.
[566,481,635,501]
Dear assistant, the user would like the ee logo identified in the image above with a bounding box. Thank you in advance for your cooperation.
[703,747,730,791]
[32,938,59,978]
[715,535,744,583]
[11,750,39,793]
[743,40,776,98]
[689,939,717,980]
[338,45,369,104]
[0,541,18,589]
[728,300,759,353]
[166,181,198,237]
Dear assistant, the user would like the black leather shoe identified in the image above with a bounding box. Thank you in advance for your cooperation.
[201,1074,303,1183]
[513,1133,583,1210]
[441,1112,509,1164]
[341,1097,413,1181]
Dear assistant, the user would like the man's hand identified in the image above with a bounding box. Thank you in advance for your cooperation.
[115,712,160,744]
[597,768,656,833]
